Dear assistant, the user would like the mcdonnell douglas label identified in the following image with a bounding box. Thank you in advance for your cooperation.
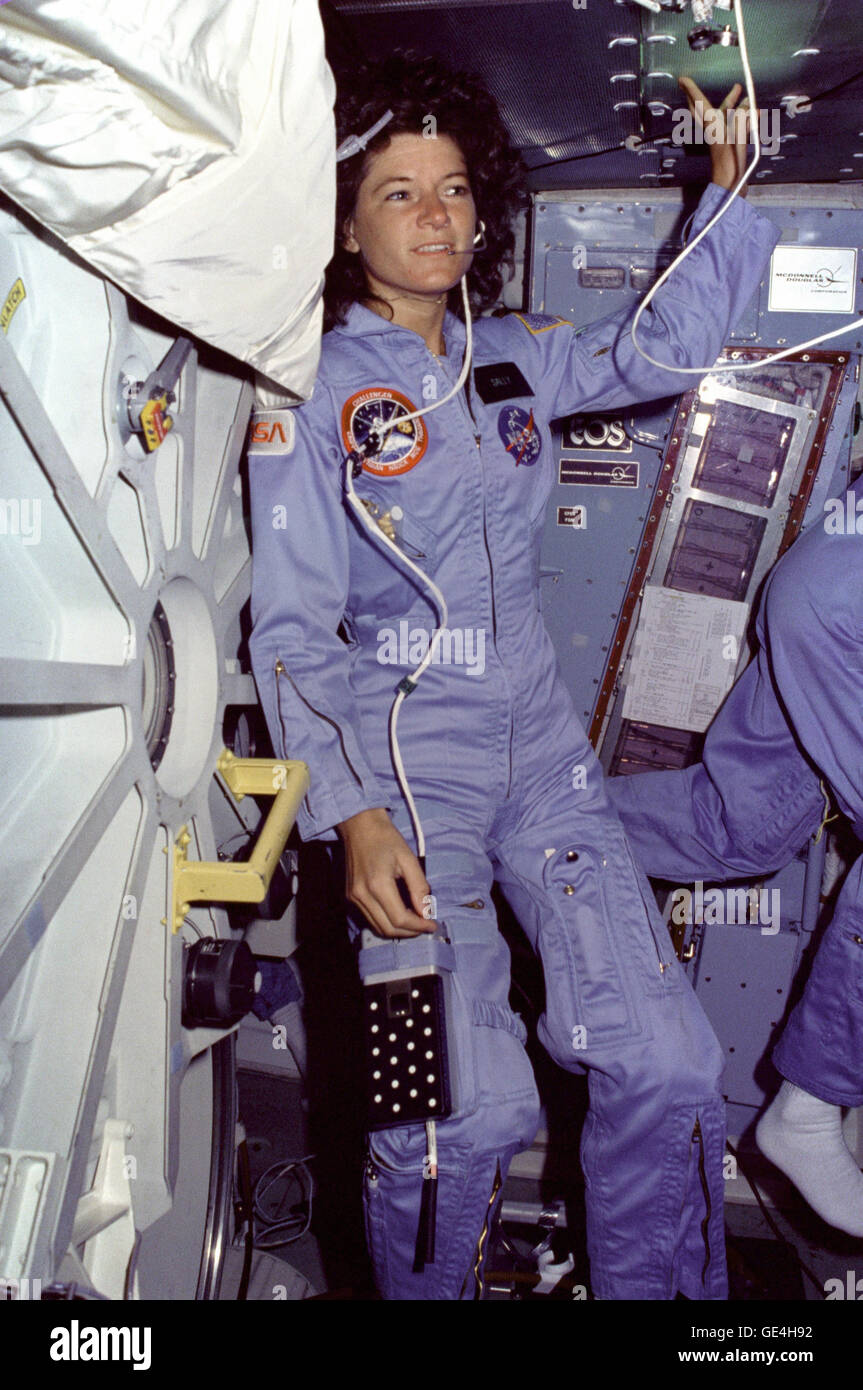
[559,459,639,488]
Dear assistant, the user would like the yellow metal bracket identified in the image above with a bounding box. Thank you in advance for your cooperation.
[171,748,309,932]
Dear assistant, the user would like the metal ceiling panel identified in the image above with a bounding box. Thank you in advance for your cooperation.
[324,0,863,189]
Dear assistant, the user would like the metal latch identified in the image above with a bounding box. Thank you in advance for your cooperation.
[122,336,194,452]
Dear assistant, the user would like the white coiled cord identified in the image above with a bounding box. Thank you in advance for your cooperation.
[344,277,473,857]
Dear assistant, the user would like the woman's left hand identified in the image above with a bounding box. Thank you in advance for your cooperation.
[679,76,754,196]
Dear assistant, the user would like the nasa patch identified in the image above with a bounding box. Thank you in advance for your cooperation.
[513,313,572,335]
[248,410,296,455]
[498,406,541,467]
[341,388,427,477]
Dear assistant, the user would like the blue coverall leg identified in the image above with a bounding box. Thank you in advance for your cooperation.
[361,705,727,1300]
[490,748,727,1301]
[361,814,542,1302]
[608,476,863,1110]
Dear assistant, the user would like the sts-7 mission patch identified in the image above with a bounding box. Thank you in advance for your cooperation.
[341,388,427,477]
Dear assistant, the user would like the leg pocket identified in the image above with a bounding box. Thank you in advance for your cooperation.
[471,1003,540,1150]
[538,842,650,1054]
[367,1123,428,1174]
[621,840,683,991]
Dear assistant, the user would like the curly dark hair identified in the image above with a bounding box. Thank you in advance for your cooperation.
[325,53,528,330]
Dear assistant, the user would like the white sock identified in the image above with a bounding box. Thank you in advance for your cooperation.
[755,1081,863,1237]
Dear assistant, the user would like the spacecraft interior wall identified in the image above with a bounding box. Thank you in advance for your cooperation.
[0,0,335,400]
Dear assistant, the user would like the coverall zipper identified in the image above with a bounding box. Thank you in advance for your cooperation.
[672,1114,712,1295]
[445,356,514,797]
[692,1116,712,1286]
[473,423,515,799]
[461,1161,502,1299]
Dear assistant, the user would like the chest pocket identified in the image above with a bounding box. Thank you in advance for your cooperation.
[347,495,441,624]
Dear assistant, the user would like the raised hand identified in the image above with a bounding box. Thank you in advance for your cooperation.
[678,76,754,194]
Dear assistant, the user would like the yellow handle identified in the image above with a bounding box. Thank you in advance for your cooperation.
[171,748,309,931]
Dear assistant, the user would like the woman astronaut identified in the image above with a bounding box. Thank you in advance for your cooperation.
[248,56,781,1299]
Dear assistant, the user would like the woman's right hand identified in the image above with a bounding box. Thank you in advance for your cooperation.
[678,77,753,196]
[337,807,437,937]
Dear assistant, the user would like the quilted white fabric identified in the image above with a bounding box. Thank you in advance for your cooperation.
[0,0,335,398]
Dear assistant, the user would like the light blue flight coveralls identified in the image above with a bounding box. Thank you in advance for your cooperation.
[248,183,781,1299]
[609,473,863,1112]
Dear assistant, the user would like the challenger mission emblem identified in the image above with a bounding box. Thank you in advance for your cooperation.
[341,388,427,477]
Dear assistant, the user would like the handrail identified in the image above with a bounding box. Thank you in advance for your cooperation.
[171,748,309,932]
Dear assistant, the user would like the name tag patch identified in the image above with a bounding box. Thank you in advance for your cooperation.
[473,361,534,403]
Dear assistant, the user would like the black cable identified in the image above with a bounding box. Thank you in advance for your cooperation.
[518,119,636,156]
[123,1230,142,1301]
[252,1157,315,1248]
[798,64,863,108]
[216,830,253,856]
[236,1139,255,1301]
[526,142,635,174]
[695,1122,712,1288]
[413,1172,437,1272]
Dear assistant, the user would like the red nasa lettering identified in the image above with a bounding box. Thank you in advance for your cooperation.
[251,419,290,445]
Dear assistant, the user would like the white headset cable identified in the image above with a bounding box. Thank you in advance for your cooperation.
[344,276,473,858]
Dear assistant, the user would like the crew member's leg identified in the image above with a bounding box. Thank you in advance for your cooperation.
[361,812,541,1299]
[491,748,727,1300]
[752,493,863,1233]
[757,484,863,1103]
